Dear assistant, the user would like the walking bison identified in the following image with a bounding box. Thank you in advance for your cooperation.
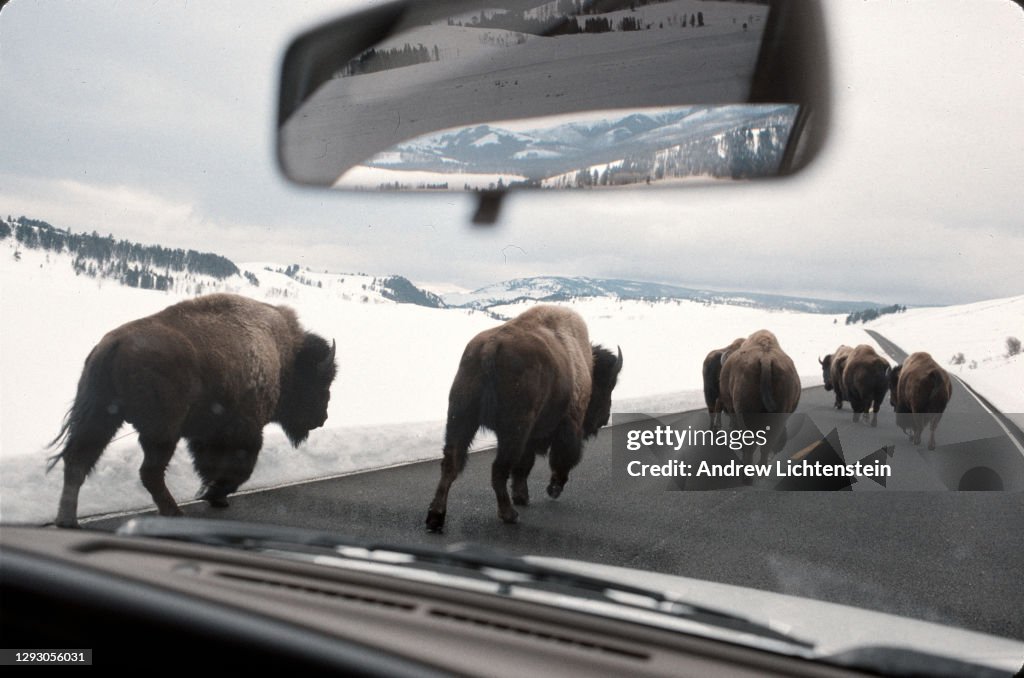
[48,293,337,528]
[888,351,952,450]
[842,344,890,426]
[719,330,801,467]
[819,345,852,410]
[425,305,622,531]
[703,338,744,430]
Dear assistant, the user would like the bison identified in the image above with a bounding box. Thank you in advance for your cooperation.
[719,330,801,466]
[48,293,337,528]
[818,344,853,409]
[888,351,952,450]
[841,344,890,426]
[425,305,622,531]
[702,338,744,430]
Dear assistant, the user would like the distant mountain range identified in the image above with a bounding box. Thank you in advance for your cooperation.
[3,215,881,314]
[444,276,883,314]
[366,105,795,182]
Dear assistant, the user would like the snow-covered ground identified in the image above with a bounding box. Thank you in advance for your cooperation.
[2,234,1021,524]
[335,164,527,191]
[870,296,1024,416]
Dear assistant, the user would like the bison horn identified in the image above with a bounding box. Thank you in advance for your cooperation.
[818,355,824,365]
[614,345,623,373]
[319,339,336,371]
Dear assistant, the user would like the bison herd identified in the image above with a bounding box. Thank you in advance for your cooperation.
[817,345,952,448]
[48,295,953,529]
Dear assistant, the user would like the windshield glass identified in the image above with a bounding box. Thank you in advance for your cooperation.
[1,0,1022,665]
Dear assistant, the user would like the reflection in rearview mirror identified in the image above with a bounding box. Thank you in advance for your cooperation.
[335,105,797,191]
[279,0,818,190]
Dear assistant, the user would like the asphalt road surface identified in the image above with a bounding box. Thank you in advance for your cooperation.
[87,334,1024,640]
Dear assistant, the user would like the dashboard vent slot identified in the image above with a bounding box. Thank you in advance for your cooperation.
[427,609,648,661]
[214,571,416,612]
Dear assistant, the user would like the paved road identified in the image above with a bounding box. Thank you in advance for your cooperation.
[88,334,1024,640]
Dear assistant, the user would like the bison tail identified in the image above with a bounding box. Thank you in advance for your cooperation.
[759,357,778,413]
[478,343,500,432]
[46,340,122,473]
[703,355,721,406]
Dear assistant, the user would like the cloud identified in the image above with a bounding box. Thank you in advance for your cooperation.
[1,1,1021,307]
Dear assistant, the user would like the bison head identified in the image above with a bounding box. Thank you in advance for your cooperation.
[583,345,623,438]
[887,364,902,408]
[277,333,337,446]
[819,354,834,390]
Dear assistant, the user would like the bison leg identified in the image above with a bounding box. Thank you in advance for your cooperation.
[54,419,122,529]
[425,436,474,533]
[138,436,183,517]
[710,405,723,432]
[492,433,529,524]
[928,414,942,451]
[834,391,843,410]
[547,423,583,500]
[869,396,882,427]
[511,444,540,506]
[189,435,261,508]
[848,395,863,423]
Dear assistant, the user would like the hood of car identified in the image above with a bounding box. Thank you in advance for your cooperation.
[528,555,1024,673]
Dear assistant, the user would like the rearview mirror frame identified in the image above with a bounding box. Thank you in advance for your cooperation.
[276,0,829,220]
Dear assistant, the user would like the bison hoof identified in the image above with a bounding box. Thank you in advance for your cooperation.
[499,508,519,524]
[512,490,529,506]
[206,496,230,508]
[54,518,81,529]
[425,510,446,533]
[546,483,563,499]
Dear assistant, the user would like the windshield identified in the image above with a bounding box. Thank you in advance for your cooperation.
[1,0,1023,668]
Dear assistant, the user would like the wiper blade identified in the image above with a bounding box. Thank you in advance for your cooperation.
[117,517,812,649]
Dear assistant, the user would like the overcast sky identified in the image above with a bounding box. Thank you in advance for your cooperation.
[1,1,1022,305]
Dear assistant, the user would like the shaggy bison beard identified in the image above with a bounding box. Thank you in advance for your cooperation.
[583,345,623,438]
[275,333,338,446]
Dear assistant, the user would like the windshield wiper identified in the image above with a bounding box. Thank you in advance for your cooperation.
[116,516,812,650]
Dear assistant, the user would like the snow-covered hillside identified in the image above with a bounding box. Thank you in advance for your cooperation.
[870,296,1024,416]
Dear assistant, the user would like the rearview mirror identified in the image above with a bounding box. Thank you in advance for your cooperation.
[277,0,828,193]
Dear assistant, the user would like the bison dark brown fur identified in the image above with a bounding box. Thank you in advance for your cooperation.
[48,294,337,528]
[719,330,801,469]
[425,305,622,531]
[842,344,890,426]
[703,338,744,430]
[819,345,853,410]
[888,352,952,450]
